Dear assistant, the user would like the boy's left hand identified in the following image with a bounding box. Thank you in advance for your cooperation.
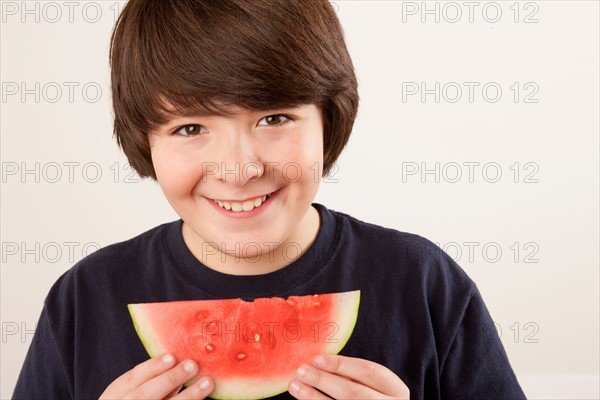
[288,354,409,399]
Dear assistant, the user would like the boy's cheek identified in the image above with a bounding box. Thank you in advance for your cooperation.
[150,143,203,184]
[276,133,324,174]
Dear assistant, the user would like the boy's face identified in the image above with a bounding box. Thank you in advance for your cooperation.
[149,103,323,267]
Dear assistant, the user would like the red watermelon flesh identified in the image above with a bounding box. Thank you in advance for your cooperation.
[128,290,360,399]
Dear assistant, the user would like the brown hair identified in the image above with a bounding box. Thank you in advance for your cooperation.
[109,0,359,179]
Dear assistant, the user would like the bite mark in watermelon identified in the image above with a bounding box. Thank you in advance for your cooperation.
[127,290,360,399]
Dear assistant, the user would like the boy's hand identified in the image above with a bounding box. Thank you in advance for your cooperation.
[99,353,214,400]
[288,354,409,400]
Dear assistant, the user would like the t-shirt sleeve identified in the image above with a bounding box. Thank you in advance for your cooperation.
[12,306,72,400]
[439,288,527,399]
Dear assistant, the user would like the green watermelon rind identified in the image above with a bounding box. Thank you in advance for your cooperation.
[127,290,360,400]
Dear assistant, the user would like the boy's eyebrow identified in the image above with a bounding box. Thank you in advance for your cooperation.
[157,110,237,128]
[171,110,225,118]
[165,106,237,118]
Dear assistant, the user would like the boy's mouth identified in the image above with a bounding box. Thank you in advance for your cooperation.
[212,192,273,213]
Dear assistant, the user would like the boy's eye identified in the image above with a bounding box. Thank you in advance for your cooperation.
[172,114,292,137]
[174,124,206,137]
[257,114,292,127]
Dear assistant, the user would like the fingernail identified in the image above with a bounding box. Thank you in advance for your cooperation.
[183,360,197,373]
[313,355,325,367]
[296,365,307,377]
[290,381,301,393]
[198,377,211,390]
[162,353,174,364]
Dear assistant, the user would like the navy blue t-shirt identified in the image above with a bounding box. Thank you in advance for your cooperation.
[12,203,526,399]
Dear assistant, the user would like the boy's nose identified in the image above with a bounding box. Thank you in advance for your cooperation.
[214,138,264,186]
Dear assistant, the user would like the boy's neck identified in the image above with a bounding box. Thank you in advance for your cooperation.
[181,206,321,276]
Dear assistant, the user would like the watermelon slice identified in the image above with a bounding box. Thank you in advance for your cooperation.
[127,290,360,399]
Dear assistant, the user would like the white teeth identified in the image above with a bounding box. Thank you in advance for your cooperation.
[242,200,254,211]
[214,193,271,213]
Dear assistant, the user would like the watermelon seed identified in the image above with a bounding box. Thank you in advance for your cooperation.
[195,310,210,321]
[254,333,261,343]
[205,344,214,353]
[312,301,320,307]
[236,353,246,360]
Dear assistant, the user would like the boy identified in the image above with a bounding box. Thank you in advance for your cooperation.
[12,1,526,399]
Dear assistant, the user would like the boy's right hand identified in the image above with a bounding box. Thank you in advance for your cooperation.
[99,353,214,399]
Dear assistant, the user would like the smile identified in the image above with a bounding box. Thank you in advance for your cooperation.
[212,193,273,213]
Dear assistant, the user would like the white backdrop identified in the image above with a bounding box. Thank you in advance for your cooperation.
[1,1,599,398]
